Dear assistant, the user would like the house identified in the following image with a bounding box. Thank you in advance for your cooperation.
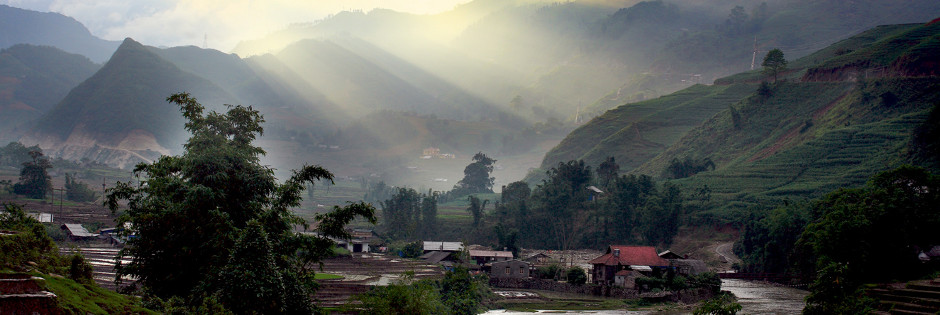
[469,250,513,265]
[490,260,530,279]
[421,251,454,264]
[60,224,98,241]
[335,239,370,253]
[589,245,669,285]
[423,241,464,253]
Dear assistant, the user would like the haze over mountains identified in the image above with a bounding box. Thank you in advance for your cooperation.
[1,0,938,189]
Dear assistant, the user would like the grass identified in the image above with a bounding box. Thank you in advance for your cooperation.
[314,273,344,280]
[35,272,156,314]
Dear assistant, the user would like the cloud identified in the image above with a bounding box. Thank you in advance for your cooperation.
[1,0,470,51]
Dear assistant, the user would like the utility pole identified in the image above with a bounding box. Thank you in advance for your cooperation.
[750,36,758,70]
[203,34,208,49]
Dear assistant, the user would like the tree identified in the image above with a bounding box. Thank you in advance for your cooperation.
[466,195,488,228]
[105,93,376,313]
[761,48,787,83]
[65,173,97,202]
[12,150,53,199]
[596,156,620,188]
[566,266,587,285]
[454,152,496,194]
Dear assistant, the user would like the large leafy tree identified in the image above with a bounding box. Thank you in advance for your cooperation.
[454,152,496,194]
[12,150,53,199]
[761,48,787,83]
[106,93,375,313]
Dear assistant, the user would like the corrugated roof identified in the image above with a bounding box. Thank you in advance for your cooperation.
[589,245,668,267]
[469,250,513,258]
[423,241,463,252]
[62,224,97,237]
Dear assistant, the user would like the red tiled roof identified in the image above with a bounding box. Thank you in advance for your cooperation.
[589,245,668,266]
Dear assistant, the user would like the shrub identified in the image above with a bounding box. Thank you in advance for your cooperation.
[566,266,587,285]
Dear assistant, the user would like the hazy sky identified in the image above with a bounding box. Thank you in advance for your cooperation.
[1,0,472,51]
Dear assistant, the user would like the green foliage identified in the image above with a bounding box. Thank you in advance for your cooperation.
[566,266,587,285]
[911,103,940,171]
[1,204,57,272]
[802,262,876,315]
[356,274,450,315]
[596,156,620,188]
[466,195,488,228]
[687,272,722,294]
[401,241,424,258]
[68,254,95,285]
[761,48,788,83]
[380,187,438,240]
[535,264,563,280]
[665,156,715,179]
[693,292,742,315]
[454,152,497,195]
[355,266,490,315]
[12,150,52,199]
[795,166,940,283]
[65,173,97,202]
[735,203,811,274]
[105,93,376,312]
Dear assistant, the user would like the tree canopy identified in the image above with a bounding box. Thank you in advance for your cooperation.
[12,150,52,199]
[761,48,787,83]
[454,152,496,194]
[105,93,376,313]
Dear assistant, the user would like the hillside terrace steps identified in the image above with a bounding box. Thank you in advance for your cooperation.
[870,278,940,314]
[311,253,446,307]
[0,273,60,314]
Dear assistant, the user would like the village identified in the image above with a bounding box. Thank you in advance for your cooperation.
[44,207,721,311]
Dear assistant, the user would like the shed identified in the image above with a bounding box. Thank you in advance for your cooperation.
[60,224,98,241]
[423,241,464,253]
[490,260,530,279]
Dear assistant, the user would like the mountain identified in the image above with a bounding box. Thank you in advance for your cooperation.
[0,5,119,63]
[0,44,100,142]
[542,20,940,215]
[22,38,236,168]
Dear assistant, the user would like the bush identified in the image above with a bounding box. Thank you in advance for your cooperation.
[566,266,587,285]
[694,292,742,315]
[536,264,563,280]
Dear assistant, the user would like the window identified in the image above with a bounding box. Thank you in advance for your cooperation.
[519,266,524,274]
[505,267,511,275]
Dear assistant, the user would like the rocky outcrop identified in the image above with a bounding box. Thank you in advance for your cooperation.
[20,127,171,169]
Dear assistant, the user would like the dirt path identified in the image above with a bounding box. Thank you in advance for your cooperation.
[715,242,741,266]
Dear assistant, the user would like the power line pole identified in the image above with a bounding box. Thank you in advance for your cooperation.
[750,36,758,70]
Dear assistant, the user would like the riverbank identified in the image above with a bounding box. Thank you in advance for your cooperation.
[489,289,697,314]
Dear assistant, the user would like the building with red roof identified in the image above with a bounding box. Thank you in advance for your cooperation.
[589,245,669,285]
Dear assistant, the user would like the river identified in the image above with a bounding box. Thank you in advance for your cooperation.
[482,279,808,315]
